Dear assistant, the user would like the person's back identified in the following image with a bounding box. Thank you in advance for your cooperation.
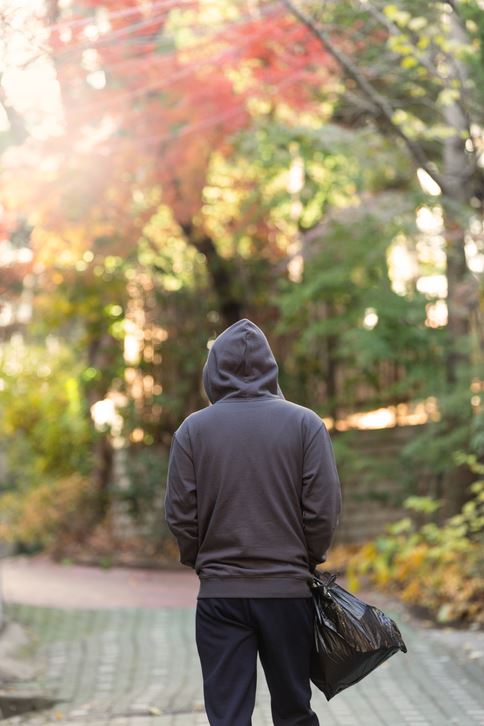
[165,318,342,726]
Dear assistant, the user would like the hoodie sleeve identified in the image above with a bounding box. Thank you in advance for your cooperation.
[164,425,198,569]
[301,421,342,571]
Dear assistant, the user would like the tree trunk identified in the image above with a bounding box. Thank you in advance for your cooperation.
[437,10,480,516]
[283,0,483,515]
[180,223,243,328]
[440,9,480,385]
[324,302,339,425]
[86,332,118,517]
[45,0,115,516]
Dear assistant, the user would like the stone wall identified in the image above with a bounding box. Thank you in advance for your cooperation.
[332,423,425,545]
[0,423,427,571]
[111,422,427,550]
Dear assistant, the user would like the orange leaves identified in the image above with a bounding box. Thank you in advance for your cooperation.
[6,0,344,265]
[239,10,335,106]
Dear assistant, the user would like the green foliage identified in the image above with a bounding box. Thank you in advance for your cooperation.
[0,338,94,483]
[402,495,443,514]
[1,0,482,568]
[234,119,414,245]
[346,455,484,625]
[331,428,409,507]
[322,0,484,143]
[0,473,99,554]
[274,207,445,412]
[106,444,173,551]
[398,366,483,505]
[32,259,128,405]
[0,339,96,551]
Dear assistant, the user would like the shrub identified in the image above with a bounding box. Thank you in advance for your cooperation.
[343,455,484,626]
[0,473,99,555]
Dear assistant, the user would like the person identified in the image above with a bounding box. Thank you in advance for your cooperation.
[164,318,342,726]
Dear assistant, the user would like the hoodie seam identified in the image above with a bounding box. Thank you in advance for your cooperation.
[242,329,249,379]
[303,423,325,457]
[186,425,194,461]
[172,432,192,460]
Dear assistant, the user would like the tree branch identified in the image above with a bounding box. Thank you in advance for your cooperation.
[281,0,450,195]
[362,0,478,176]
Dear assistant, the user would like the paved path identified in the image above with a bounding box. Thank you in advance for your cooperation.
[1,556,483,726]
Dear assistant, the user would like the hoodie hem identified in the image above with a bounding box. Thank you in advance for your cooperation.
[197,576,313,598]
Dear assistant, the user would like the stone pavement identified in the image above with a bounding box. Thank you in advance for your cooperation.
[1,556,483,726]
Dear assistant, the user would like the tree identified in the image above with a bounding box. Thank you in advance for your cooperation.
[0,0,343,521]
[282,0,484,513]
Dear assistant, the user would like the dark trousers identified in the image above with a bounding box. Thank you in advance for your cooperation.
[195,597,320,726]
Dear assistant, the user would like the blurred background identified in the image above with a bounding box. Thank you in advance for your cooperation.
[0,0,483,633]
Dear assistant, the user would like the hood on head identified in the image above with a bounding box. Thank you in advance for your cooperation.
[202,318,285,404]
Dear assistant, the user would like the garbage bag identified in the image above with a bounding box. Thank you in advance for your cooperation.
[310,570,407,700]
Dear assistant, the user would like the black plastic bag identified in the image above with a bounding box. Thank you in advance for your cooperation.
[310,570,407,700]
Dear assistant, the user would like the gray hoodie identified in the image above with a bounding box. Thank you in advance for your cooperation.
[164,318,342,598]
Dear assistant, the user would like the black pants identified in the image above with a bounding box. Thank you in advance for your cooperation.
[195,597,320,726]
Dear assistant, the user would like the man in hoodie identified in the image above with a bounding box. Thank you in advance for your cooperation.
[164,318,342,726]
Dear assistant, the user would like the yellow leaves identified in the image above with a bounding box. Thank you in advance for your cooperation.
[345,533,483,625]
[388,35,414,56]
[417,35,430,51]
[391,108,457,142]
[432,34,448,49]
[65,377,81,416]
[374,564,391,588]
[427,125,460,140]
[406,84,427,98]
[408,17,428,32]
[465,19,478,34]
[383,5,411,26]
[104,256,123,272]
[247,96,275,117]
[390,108,408,126]
[386,517,413,536]
[0,492,21,543]
[437,88,460,107]
[226,62,258,96]
[401,56,418,70]
[338,472,484,625]
[360,541,378,560]
[394,544,428,578]
[400,579,422,603]
[350,266,367,286]
[322,543,361,571]
[0,473,96,548]
[346,570,360,593]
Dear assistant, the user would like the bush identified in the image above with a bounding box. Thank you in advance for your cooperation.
[0,473,99,555]
[0,339,97,553]
[343,455,484,626]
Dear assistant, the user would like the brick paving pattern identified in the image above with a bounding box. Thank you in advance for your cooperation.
[1,558,483,725]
